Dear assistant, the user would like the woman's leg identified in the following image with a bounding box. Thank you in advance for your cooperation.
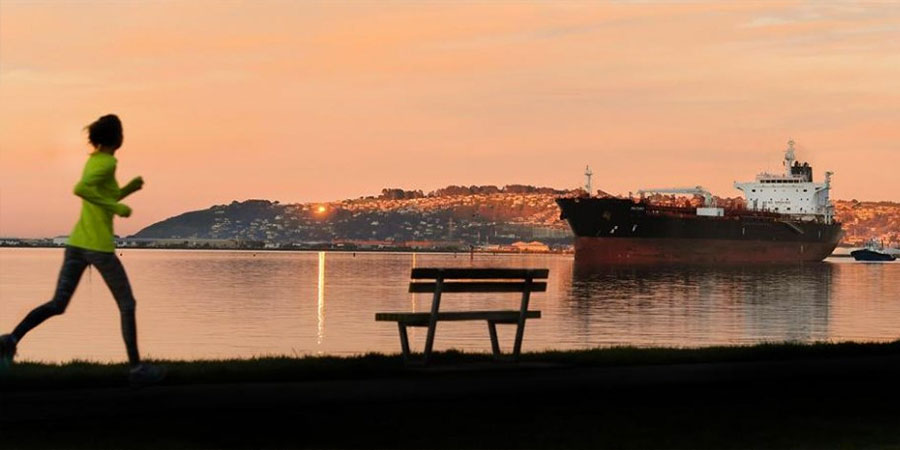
[88,251,140,366]
[11,246,88,342]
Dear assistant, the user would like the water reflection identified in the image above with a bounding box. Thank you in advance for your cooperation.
[567,263,834,346]
[1,249,895,363]
[317,251,325,346]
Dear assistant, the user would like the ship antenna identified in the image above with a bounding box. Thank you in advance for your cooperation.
[784,139,796,175]
[584,165,593,197]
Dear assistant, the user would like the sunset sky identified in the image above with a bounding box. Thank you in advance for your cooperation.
[1,1,898,237]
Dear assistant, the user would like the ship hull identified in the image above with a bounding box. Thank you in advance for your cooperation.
[558,197,843,265]
[574,236,838,265]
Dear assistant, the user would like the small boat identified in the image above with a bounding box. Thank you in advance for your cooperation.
[851,240,897,262]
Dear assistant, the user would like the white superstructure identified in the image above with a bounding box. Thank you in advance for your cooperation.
[734,140,834,223]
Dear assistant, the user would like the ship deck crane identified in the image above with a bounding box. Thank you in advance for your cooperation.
[636,186,716,207]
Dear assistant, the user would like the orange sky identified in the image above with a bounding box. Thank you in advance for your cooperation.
[1,1,898,237]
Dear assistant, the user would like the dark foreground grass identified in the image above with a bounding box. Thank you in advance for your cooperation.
[4,340,900,449]
[3,339,899,391]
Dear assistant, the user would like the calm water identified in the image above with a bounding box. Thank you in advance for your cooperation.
[1,248,898,363]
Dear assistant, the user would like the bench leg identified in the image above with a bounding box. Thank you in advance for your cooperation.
[512,286,532,361]
[422,322,438,365]
[398,323,411,361]
[487,321,502,357]
[422,283,443,366]
[511,320,528,361]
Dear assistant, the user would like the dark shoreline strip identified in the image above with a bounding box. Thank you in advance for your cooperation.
[2,340,898,392]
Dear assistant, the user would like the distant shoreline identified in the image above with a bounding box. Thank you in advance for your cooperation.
[0,243,574,255]
[0,242,879,258]
[0,244,868,259]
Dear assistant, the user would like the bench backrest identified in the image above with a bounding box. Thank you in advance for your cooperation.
[409,268,548,293]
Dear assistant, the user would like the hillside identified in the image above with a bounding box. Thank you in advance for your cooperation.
[132,186,899,248]
[132,186,576,248]
[834,200,900,246]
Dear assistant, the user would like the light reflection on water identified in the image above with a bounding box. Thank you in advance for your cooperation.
[0,248,897,363]
[317,251,325,347]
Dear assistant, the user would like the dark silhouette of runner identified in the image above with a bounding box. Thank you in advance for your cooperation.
[0,114,164,386]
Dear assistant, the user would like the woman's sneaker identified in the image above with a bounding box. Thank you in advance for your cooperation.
[129,363,166,388]
[0,334,17,369]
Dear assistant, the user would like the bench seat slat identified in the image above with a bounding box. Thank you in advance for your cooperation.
[411,268,549,280]
[409,281,547,293]
[376,310,541,325]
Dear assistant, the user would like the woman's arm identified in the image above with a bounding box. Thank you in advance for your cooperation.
[73,159,132,217]
[118,176,144,200]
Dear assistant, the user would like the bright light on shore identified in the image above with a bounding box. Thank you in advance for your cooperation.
[317,205,327,214]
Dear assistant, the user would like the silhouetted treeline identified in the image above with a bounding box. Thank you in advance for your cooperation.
[380,188,426,200]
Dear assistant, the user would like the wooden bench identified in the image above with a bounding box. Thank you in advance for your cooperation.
[375,268,548,365]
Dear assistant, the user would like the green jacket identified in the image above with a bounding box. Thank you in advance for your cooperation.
[67,152,136,253]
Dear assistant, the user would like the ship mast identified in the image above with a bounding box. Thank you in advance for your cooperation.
[784,139,796,175]
[584,165,593,197]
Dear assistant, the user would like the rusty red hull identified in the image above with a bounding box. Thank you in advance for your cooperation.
[574,236,839,265]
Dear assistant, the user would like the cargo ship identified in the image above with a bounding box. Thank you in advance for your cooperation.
[557,141,843,264]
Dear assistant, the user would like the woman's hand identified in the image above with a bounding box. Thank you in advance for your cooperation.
[114,203,133,218]
[126,176,144,192]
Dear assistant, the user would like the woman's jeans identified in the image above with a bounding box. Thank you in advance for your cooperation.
[11,246,140,365]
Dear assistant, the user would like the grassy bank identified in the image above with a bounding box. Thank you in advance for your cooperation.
[3,339,899,391]
[5,341,900,449]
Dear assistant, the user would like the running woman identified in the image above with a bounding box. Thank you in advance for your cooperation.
[0,114,164,386]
